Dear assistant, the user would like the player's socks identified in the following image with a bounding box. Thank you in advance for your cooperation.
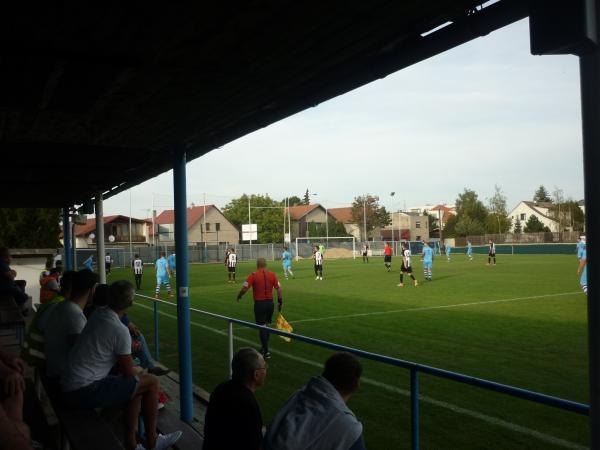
[399,274,404,284]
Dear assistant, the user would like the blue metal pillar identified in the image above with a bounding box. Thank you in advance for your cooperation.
[173,149,193,423]
[63,208,72,270]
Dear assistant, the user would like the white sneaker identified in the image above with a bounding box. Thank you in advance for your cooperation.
[153,431,183,450]
[319,277,323,280]
[135,444,147,450]
[316,276,319,280]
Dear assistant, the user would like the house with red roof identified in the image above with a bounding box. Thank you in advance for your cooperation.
[327,207,361,240]
[153,204,239,244]
[285,204,329,239]
[73,215,152,248]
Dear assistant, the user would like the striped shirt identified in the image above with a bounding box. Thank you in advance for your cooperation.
[227,253,237,268]
[489,243,496,255]
[403,249,412,268]
[314,251,323,265]
[133,258,143,275]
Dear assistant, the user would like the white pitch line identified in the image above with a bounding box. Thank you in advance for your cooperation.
[287,291,582,325]
[134,301,587,450]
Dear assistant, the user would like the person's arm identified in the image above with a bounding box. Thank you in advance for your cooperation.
[0,358,25,397]
[0,349,25,375]
[237,275,252,301]
[117,354,144,377]
[276,285,283,311]
[348,434,366,450]
[0,404,32,450]
[128,321,141,336]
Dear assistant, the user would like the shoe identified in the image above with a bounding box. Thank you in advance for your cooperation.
[157,390,168,410]
[135,444,147,450]
[154,294,159,299]
[397,283,404,287]
[319,277,323,280]
[168,293,174,299]
[262,351,271,359]
[316,276,319,280]
[153,431,183,450]
[414,281,419,287]
[148,367,170,376]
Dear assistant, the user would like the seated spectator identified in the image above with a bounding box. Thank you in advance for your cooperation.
[0,349,31,450]
[264,352,365,450]
[0,248,31,313]
[203,348,267,450]
[86,284,169,377]
[41,269,97,382]
[39,267,62,304]
[21,270,75,369]
[39,257,53,284]
[61,280,181,450]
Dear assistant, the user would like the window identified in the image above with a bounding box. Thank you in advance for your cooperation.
[520,213,526,221]
[205,223,211,231]
[216,223,221,231]
[416,235,421,241]
[415,221,421,228]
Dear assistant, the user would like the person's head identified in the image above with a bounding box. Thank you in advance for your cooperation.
[385,242,390,247]
[489,240,493,244]
[45,258,53,270]
[92,283,110,308]
[59,270,76,297]
[231,347,267,391]
[108,280,135,313]
[283,247,288,251]
[256,258,267,269]
[134,254,139,259]
[322,352,362,402]
[160,252,165,258]
[0,247,11,263]
[50,267,62,278]
[70,269,99,304]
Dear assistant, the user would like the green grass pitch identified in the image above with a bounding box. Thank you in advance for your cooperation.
[113,253,588,449]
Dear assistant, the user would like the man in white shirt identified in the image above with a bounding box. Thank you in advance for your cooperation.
[61,280,181,450]
[41,269,98,381]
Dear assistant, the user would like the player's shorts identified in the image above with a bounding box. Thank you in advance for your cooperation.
[156,275,170,285]
[401,264,412,273]
[384,255,392,263]
[254,300,274,325]
[315,264,323,271]
[362,252,368,256]
[423,260,432,269]
[105,262,111,270]
[282,262,291,269]
[488,252,496,257]
[228,266,236,273]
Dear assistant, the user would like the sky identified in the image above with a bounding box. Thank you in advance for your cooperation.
[104,18,583,218]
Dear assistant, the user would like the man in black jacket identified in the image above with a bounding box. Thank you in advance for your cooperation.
[203,347,267,450]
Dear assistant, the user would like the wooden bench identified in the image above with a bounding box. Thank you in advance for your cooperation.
[0,295,25,346]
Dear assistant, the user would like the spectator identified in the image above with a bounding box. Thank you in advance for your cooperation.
[21,271,75,369]
[264,352,365,450]
[0,349,31,450]
[203,348,267,450]
[39,267,62,304]
[41,269,97,381]
[0,248,31,313]
[39,257,53,283]
[61,280,181,450]
[86,284,169,376]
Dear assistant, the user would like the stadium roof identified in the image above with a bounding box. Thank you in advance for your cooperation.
[1,1,528,208]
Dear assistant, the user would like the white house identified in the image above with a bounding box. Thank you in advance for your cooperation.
[509,201,558,232]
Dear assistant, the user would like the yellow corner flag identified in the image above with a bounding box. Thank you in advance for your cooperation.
[276,312,293,342]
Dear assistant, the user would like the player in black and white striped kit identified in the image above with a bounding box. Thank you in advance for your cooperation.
[132,254,143,289]
[227,249,237,283]
[398,242,418,287]
[314,246,324,280]
[487,240,497,266]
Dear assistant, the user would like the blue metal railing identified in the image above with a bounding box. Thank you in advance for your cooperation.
[135,293,589,449]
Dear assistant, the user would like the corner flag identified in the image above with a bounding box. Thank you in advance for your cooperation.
[276,313,293,342]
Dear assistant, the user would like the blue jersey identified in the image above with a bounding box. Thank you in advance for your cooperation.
[577,241,586,259]
[422,247,433,262]
[467,242,472,253]
[446,246,451,255]
[155,257,169,277]
[168,254,176,270]
[282,251,292,266]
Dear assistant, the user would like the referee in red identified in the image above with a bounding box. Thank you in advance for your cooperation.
[237,258,282,359]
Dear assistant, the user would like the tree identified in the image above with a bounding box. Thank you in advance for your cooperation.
[442,214,458,237]
[549,199,585,231]
[486,185,511,233]
[455,188,488,224]
[524,214,549,233]
[302,189,310,205]
[350,194,390,240]
[223,194,285,243]
[0,208,61,248]
[455,216,486,237]
[423,211,437,233]
[533,185,552,203]
[513,217,522,234]
[287,196,303,206]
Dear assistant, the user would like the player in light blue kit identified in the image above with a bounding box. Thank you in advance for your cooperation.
[578,246,587,295]
[168,252,176,277]
[281,247,295,279]
[466,240,473,261]
[576,236,586,260]
[421,241,434,281]
[155,252,173,299]
[445,243,452,261]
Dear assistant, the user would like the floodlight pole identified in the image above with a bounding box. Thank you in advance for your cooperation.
[173,148,193,423]
[580,37,600,450]
[95,192,106,283]
[62,208,72,270]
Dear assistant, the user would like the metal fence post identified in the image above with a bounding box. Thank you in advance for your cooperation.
[154,300,160,361]
[411,368,420,450]
[228,321,234,379]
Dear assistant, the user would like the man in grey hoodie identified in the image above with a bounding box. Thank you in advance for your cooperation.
[265,352,366,450]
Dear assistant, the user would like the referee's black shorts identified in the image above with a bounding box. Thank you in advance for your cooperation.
[254,300,274,325]
[384,255,392,263]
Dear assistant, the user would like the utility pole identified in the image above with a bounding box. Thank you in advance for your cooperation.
[363,197,367,242]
